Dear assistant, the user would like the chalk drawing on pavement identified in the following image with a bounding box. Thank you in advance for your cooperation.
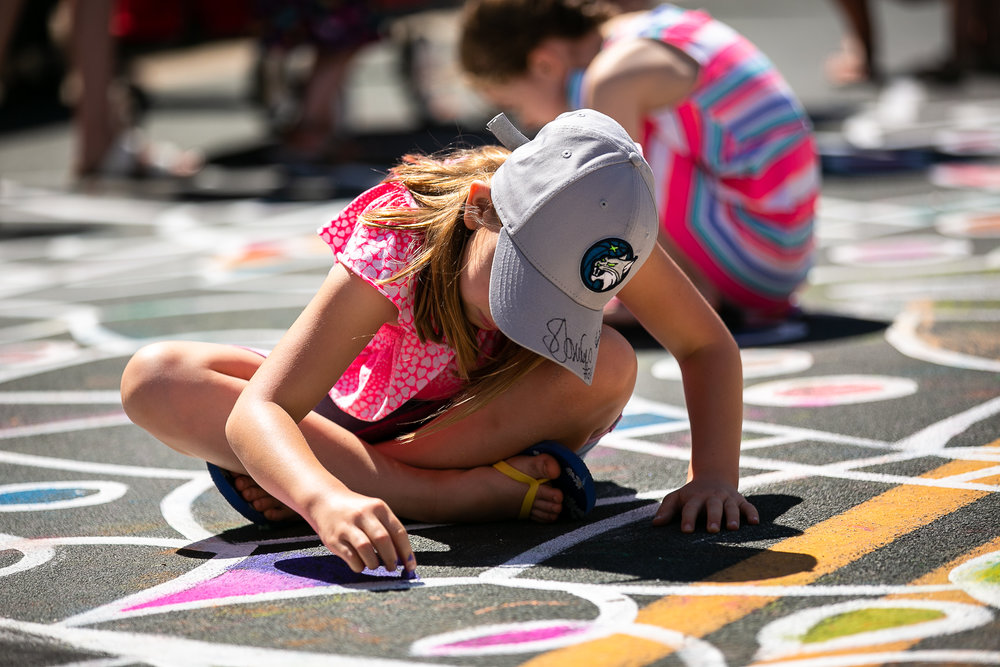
[0,187,997,665]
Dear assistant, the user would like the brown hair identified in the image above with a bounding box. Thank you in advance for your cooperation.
[459,0,617,82]
[362,145,545,424]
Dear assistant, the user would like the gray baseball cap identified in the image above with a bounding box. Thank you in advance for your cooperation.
[487,109,658,384]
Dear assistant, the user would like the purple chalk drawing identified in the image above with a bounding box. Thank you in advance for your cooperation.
[125,551,414,612]
[125,569,310,611]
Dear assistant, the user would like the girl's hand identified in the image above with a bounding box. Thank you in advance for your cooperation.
[308,489,416,575]
[652,479,759,533]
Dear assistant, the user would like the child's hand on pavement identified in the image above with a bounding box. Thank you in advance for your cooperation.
[307,489,416,575]
[652,478,759,533]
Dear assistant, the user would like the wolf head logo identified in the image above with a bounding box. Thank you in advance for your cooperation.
[590,256,636,291]
[580,238,638,293]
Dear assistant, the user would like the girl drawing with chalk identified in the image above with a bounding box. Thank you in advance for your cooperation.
[121,109,758,576]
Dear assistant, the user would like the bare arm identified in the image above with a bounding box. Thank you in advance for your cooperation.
[583,37,699,140]
[225,262,415,571]
[618,248,759,532]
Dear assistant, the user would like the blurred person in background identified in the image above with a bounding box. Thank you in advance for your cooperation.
[253,1,385,170]
[827,0,1000,85]
[459,1,819,329]
[0,0,247,181]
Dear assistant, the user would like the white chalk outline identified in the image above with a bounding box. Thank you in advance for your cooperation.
[754,598,993,660]
[0,480,128,512]
[0,188,998,665]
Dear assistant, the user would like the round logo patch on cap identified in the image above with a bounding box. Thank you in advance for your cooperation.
[580,238,637,293]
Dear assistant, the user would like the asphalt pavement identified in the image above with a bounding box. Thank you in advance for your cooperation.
[1,2,999,666]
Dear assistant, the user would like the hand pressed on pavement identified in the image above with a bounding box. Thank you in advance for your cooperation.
[652,479,759,533]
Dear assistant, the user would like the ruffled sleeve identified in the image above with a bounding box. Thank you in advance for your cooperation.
[316,182,466,421]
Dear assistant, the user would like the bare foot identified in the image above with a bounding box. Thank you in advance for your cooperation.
[231,454,565,525]
[453,452,565,523]
[825,36,879,86]
[232,473,300,523]
[79,129,203,180]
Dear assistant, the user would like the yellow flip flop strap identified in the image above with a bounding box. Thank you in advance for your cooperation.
[492,460,550,520]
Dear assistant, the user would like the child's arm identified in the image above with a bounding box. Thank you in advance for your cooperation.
[225,262,416,572]
[618,247,759,532]
[583,37,699,140]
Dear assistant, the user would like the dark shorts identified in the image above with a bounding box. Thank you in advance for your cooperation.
[239,347,617,452]
[311,394,447,443]
[314,396,619,454]
[255,0,382,50]
[237,345,448,443]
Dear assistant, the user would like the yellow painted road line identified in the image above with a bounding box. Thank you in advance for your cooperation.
[896,534,1000,602]
[748,533,1000,664]
[524,457,993,667]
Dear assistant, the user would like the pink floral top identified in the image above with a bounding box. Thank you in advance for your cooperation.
[317,182,500,421]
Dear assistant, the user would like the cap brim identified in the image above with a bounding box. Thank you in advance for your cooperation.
[490,228,603,385]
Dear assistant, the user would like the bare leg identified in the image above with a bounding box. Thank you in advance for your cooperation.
[282,48,357,161]
[121,332,635,524]
[71,0,117,176]
[123,343,532,523]
[826,0,879,85]
[69,0,201,178]
[947,0,1000,73]
[975,0,1000,72]
[378,325,634,469]
[0,0,25,76]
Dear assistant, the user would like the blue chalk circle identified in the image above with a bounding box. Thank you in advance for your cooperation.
[616,412,682,429]
[0,481,128,511]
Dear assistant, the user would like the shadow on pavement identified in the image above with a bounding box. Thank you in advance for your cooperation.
[197,494,812,585]
[625,311,889,350]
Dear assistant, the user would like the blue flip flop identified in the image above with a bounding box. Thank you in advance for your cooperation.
[492,440,596,520]
[207,463,294,528]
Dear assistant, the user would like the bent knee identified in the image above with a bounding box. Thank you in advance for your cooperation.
[120,341,191,422]
[591,325,637,405]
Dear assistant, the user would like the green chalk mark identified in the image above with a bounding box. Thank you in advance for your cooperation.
[802,608,945,644]
[974,560,1000,584]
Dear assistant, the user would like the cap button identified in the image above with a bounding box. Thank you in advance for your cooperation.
[629,152,643,166]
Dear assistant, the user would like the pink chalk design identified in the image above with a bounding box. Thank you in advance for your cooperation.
[744,375,918,407]
[931,163,1000,190]
[828,235,971,267]
[411,620,595,657]
[124,551,411,612]
[125,569,310,611]
[443,624,583,649]
[937,210,1000,238]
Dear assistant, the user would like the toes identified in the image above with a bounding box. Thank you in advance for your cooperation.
[496,452,570,521]
[521,452,561,483]
[515,453,565,520]
[232,474,254,491]
[253,497,297,521]
[249,494,288,512]
[534,481,562,507]
[541,454,562,481]
[250,496,276,511]
[233,475,268,503]
[226,472,300,522]
[263,505,297,521]
[529,497,562,523]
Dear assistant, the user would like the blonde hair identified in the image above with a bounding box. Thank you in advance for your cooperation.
[362,145,545,425]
